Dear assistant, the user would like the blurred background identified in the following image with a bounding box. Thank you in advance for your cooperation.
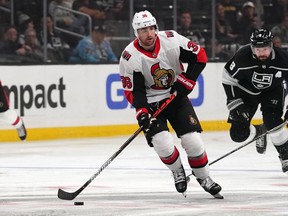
[0,0,287,64]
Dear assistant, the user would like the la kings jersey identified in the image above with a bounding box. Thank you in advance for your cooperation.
[119,30,207,110]
[222,44,288,108]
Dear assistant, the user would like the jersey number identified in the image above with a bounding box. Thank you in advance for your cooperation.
[120,76,132,89]
[187,41,199,52]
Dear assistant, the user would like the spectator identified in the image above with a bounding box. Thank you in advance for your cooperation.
[69,24,118,63]
[17,28,49,62]
[0,26,22,55]
[72,0,107,27]
[235,1,260,44]
[38,15,71,62]
[219,0,238,29]
[48,0,85,35]
[271,13,288,44]
[265,0,288,27]
[215,3,239,44]
[177,10,205,47]
[214,39,232,61]
[273,35,283,48]
[17,13,40,46]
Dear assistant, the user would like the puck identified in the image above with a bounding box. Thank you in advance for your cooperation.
[74,201,84,206]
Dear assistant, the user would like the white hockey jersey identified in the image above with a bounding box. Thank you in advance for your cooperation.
[119,30,207,109]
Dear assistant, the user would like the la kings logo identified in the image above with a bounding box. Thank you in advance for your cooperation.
[252,72,273,89]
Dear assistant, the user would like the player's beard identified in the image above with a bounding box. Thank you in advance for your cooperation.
[141,35,157,51]
[257,55,270,62]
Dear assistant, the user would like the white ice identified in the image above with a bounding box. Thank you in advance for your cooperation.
[0,131,288,216]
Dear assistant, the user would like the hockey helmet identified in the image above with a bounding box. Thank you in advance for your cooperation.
[132,10,158,37]
[250,29,273,48]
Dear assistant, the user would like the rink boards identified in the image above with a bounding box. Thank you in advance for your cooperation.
[0,63,262,141]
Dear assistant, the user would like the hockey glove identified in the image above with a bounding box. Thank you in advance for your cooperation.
[136,108,156,132]
[170,73,196,97]
[228,104,250,124]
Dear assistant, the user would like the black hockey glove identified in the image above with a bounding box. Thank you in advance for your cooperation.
[228,104,250,124]
[136,108,157,132]
[170,73,196,97]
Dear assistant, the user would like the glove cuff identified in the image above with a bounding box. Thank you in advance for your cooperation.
[136,108,149,119]
[177,73,196,90]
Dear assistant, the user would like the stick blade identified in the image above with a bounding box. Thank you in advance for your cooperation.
[57,188,78,200]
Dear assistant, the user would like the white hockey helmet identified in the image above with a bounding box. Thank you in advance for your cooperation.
[132,10,158,37]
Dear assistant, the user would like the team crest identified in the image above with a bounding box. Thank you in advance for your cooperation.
[188,115,197,125]
[252,72,273,89]
[150,62,175,89]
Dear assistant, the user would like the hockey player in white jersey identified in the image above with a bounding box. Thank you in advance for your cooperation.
[119,10,222,198]
[0,81,27,141]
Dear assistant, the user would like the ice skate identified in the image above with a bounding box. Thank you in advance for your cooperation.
[279,154,288,174]
[172,165,187,195]
[17,122,27,141]
[255,124,267,154]
[196,176,223,199]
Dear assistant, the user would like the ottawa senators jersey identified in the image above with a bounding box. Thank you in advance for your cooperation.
[222,45,288,103]
[119,30,207,110]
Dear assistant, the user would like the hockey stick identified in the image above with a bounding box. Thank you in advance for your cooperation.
[187,120,288,178]
[57,92,177,200]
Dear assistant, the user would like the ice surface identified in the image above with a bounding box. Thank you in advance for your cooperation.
[0,131,288,216]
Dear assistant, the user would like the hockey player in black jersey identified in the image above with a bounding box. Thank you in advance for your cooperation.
[222,28,288,173]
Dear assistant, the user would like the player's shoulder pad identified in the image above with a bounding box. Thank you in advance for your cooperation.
[273,47,288,63]
[233,44,252,64]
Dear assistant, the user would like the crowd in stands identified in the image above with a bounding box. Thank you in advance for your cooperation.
[0,0,288,63]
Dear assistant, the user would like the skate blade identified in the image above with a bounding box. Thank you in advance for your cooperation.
[213,193,224,199]
[182,191,187,198]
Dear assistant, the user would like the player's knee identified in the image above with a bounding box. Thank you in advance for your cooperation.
[230,123,250,142]
[152,131,174,157]
[180,132,205,156]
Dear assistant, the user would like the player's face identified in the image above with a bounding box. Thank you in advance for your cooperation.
[137,26,157,51]
[253,46,272,61]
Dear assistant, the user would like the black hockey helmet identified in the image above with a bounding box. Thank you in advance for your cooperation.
[250,29,273,48]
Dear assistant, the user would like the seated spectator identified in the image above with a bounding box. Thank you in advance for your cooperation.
[219,0,238,30]
[72,0,107,27]
[177,10,205,47]
[48,0,85,35]
[273,35,283,48]
[69,24,118,63]
[214,39,231,62]
[17,28,56,62]
[38,15,71,62]
[17,13,40,46]
[265,0,288,28]
[235,1,261,44]
[215,3,239,44]
[0,26,22,55]
[271,13,288,44]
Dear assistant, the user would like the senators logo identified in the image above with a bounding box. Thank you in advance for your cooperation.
[150,62,175,89]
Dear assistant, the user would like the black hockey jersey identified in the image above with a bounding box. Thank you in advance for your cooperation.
[222,45,288,106]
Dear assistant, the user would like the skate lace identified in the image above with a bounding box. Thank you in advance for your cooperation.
[172,168,186,184]
[201,176,215,189]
